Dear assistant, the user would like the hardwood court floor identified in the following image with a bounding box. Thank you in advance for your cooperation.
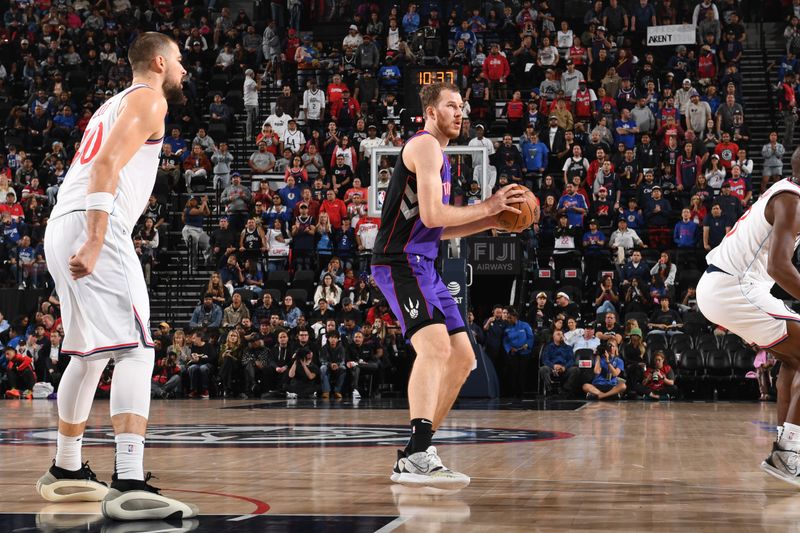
[1,398,799,532]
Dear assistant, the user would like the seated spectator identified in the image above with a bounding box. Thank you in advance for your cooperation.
[181,196,213,264]
[650,252,677,299]
[219,329,247,398]
[647,296,683,338]
[503,307,535,398]
[151,351,182,399]
[319,331,347,399]
[594,275,620,315]
[287,347,320,399]
[620,249,650,291]
[187,331,216,399]
[538,330,577,393]
[527,292,555,331]
[554,291,581,321]
[314,273,342,309]
[583,340,627,401]
[281,295,303,329]
[223,292,251,330]
[596,312,624,344]
[189,293,223,330]
[346,331,377,399]
[563,317,584,348]
[633,350,678,400]
[183,144,212,192]
[264,331,293,395]
[253,292,280,324]
[572,324,601,352]
[211,217,238,263]
[755,349,776,402]
[4,346,35,398]
[609,218,645,265]
[220,253,245,294]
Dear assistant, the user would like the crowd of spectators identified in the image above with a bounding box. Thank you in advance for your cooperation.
[0,0,791,400]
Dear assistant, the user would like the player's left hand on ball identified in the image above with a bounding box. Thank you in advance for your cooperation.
[486,184,525,215]
[68,242,101,280]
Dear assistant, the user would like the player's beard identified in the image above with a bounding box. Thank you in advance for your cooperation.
[163,78,186,105]
[435,109,460,140]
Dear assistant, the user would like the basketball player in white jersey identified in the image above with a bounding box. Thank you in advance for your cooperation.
[35,33,198,520]
[697,147,800,487]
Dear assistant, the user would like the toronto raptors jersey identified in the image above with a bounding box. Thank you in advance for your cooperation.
[372,130,452,260]
[706,178,800,283]
[50,83,164,233]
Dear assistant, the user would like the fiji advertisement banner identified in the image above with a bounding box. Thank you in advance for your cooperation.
[467,237,521,276]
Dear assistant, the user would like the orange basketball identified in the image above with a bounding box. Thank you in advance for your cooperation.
[495,185,539,233]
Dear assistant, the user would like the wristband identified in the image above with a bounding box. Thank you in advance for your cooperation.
[85,192,115,214]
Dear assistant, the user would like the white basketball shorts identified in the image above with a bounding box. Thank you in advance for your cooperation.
[696,269,800,349]
[44,211,154,359]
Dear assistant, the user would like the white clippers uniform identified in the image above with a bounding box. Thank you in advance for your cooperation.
[44,83,163,359]
[696,178,800,348]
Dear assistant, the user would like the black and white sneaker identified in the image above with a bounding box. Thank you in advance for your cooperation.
[393,446,470,490]
[761,446,800,488]
[390,449,406,483]
[36,461,109,502]
[101,473,198,521]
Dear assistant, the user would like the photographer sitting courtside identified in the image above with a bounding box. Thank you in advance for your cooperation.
[583,340,627,401]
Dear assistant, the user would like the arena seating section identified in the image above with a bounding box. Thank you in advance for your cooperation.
[0,0,790,401]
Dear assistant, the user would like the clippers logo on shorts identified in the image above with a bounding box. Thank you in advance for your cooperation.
[404,298,420,319]
[0,424,572,448]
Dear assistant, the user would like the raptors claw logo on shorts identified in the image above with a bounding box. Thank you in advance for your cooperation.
[404,298,420,319]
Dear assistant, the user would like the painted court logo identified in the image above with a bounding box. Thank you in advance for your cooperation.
[0,424,573,448]
[404,298,420,319]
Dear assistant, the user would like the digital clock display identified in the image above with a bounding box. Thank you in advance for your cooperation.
[415,70,456,86]
[404,68,459,114]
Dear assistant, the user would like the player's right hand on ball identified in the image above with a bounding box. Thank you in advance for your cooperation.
[485,184,525,215]
[68,241,102,280]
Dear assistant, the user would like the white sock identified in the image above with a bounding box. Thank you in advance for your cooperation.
[779,423,800,452]
[777,425,784,443]
[115,433,145,481]
[55,433,83,471]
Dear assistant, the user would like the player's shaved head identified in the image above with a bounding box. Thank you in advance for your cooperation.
[128,32,176,73]
[792,146,800,178]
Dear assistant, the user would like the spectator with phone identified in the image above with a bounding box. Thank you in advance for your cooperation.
[287,348,319,399]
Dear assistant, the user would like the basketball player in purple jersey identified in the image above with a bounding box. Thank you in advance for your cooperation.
[371,82,530,489]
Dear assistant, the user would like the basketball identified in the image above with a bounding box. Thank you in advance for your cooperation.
[495,185,538,233]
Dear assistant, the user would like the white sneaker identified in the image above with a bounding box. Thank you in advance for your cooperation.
[761,446,800,488]
[352,389,361,400]
[101,475,198,521]
[393,446,470,490]
[36,461,109,502]
[286,392,298,399]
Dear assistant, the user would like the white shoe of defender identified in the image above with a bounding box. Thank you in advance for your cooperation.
[761,447,800,488]
[101,475,198,521]
[36,461,109,502]
[393,446,470,490]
